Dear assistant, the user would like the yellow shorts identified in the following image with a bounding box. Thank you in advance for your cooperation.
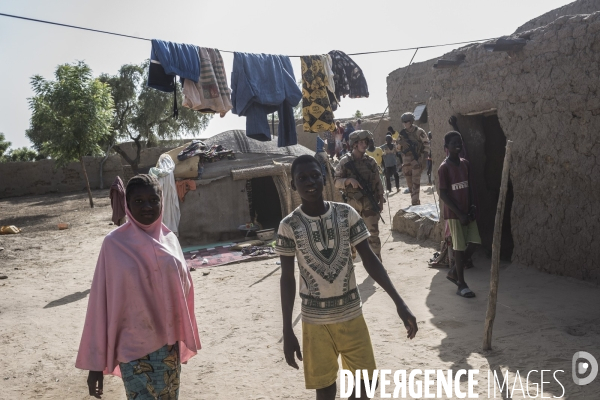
[448,219,481,252]
[302,314,377,390]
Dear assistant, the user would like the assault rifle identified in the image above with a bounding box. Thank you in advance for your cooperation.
[399,130,421,161]
[344,160,385,224]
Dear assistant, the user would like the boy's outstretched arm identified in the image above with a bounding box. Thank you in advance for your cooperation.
[280,255,302,369]
[355,240,418,339]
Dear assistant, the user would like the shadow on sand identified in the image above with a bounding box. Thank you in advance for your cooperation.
[424,251,600,398]
[44,289,90,309]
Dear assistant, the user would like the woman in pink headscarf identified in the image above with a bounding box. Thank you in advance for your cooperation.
[76,174,200,399]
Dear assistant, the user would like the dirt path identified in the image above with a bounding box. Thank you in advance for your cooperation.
[0,177,598,399]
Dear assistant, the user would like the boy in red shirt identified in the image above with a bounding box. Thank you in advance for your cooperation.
[437,131,481,298]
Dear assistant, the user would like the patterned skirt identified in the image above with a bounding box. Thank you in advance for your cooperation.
[120,343,181,400]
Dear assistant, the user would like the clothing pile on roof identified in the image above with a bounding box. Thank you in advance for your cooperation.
[147,40,369,145]
[177,140,236,163]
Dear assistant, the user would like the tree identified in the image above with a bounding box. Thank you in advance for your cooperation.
[1,147,41,162]
[354,110,363,119]
[0,133,11,158]
[27,61,114,208]
[99,61,212,173]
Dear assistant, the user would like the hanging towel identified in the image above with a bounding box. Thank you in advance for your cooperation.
[321,54,339,111]
[328,50,369,103]
[322,55,336,95]
[109,176,126,226]
[149,154,180,235]
[176,180,197,202]
[301,55,336,133]
[230,52,302,146]
[147,39,200,93]
[183,48,232,116]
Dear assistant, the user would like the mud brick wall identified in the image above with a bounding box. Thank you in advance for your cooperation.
[0,144,181,199]
[0,155,124,198]
[514,0,600,33]
[387,12,600,282]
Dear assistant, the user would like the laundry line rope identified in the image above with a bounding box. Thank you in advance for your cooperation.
[0,12,498,57]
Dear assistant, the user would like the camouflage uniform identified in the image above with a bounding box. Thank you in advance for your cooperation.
[397,125,430,205]
[334,152,385,260]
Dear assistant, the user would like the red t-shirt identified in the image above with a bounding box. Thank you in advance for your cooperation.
[437,158,470,220]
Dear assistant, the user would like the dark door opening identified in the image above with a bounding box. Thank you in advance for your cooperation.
[482,114,514,261]
[456,113,514,261]
[251,176,283,230]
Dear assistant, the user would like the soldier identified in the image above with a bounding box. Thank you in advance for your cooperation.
[397,112,430,205]
[334,130,385,261]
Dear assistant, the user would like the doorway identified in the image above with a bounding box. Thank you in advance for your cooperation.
[456,112,514,261]
[482,114,514,261]
[250,176,283,230]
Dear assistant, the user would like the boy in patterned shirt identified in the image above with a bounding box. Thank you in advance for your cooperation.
[276,154,418,399]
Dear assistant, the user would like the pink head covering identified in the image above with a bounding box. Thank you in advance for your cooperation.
[75,193,200,376]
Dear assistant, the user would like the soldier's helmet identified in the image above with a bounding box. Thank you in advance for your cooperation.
[401,112,415,122]
[348,130,374,148]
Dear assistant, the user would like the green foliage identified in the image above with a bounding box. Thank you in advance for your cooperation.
[354,110,363,119]
[1,147,41,162]
[99,61,212,171]
[26,61,114,167]
[0,133,11,157]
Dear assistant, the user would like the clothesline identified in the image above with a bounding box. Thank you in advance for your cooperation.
[0,12,499,57]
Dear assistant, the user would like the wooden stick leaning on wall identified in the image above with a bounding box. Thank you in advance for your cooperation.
[483,140,513,351]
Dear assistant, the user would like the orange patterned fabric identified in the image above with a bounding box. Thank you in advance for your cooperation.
[176,180,197,202]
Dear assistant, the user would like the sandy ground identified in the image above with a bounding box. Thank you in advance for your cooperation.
[1,175,599,400]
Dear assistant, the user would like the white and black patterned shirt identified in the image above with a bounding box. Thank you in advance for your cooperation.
[275,202,370,324]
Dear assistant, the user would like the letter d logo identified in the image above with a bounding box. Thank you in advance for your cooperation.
[572,351,598,385]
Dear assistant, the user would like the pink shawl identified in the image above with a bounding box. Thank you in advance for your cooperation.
[75,205,200,376]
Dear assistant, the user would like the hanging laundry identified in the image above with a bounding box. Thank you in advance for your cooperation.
[328,50,369,105]
[149,154,180,235]
[147,39,200,92]
[321,55,336,95]
[109,176,126,226]
[176,180,197,202]
[301,56,336,134]
[182,47,232,116]
[231,52,302,147]
[147,39,201,119]
[321,54,339,111]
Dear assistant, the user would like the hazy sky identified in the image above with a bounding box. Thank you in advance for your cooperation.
[0,0,573,149]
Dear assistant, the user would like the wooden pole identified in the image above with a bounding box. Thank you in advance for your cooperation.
[483,140,513,351]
